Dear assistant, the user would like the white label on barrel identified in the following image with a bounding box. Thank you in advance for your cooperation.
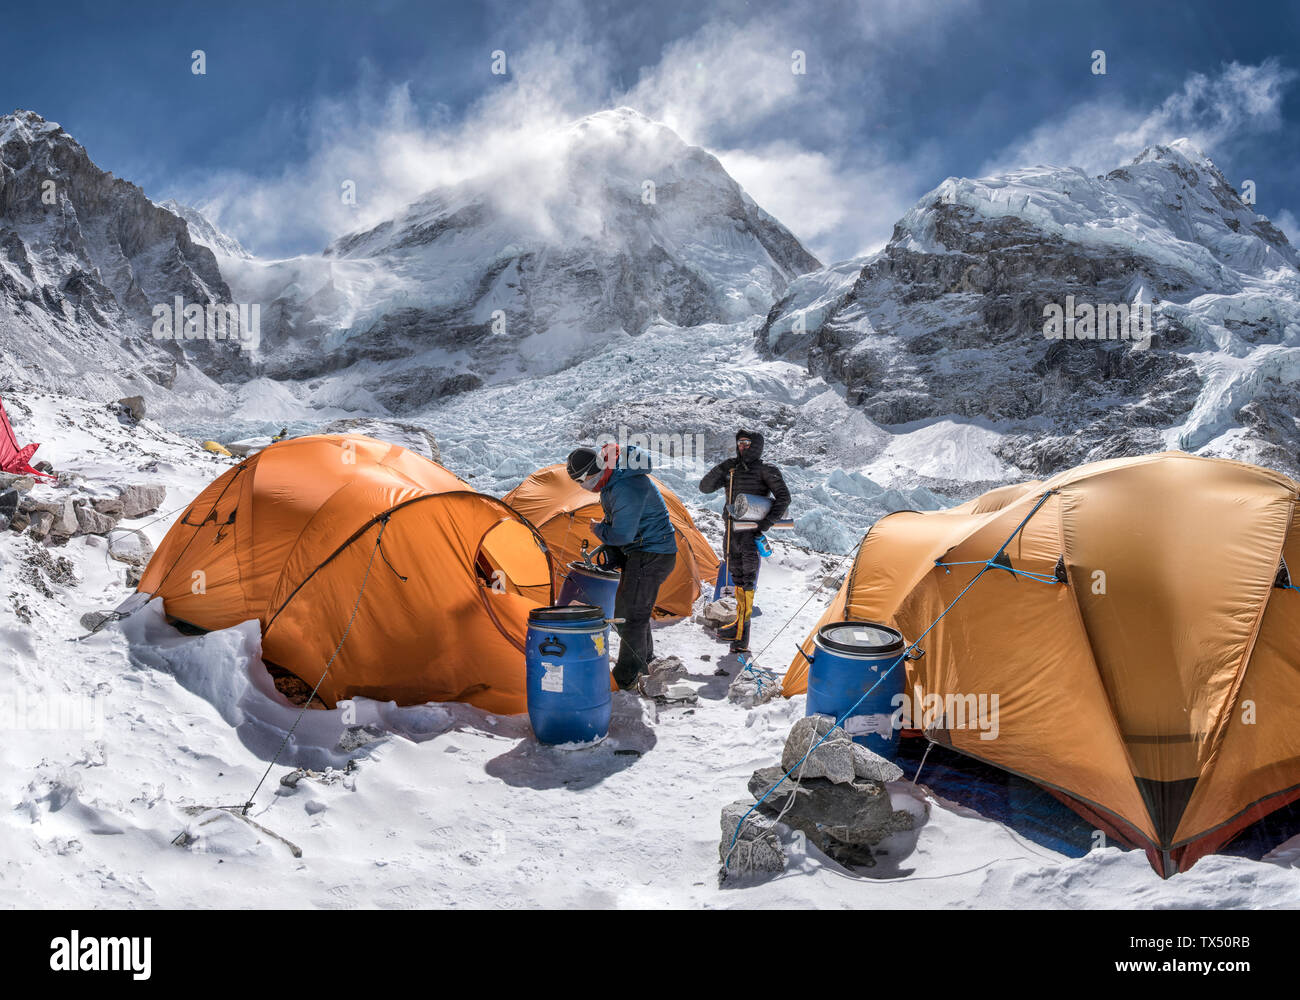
[854,631,870,642]
[541,662,564,693]
[844,713,893,737]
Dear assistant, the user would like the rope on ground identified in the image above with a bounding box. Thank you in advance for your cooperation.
[240,515,391,815]
[722,489,1057,872]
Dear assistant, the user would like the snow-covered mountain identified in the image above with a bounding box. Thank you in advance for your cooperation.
[759,140,1300,481]
[0,111,246,400]
[157,199,252,260]
[228,108,821,410]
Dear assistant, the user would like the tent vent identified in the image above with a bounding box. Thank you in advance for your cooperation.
[1054,555,1069,585]
[989,550,1014,572]
[1276,557,1292,590]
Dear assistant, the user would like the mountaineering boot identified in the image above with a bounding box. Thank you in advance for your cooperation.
[728,588,755,654]
[715,613,740,641]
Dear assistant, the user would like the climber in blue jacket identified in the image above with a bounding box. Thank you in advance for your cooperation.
[566,442,677,690]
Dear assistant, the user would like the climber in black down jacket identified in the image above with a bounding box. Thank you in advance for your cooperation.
[699,429,791,653]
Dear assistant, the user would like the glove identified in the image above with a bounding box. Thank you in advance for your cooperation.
[755,517,775,534]
[592,544,626,570]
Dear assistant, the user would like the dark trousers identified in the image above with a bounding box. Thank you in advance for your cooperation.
[727,531,762,589]
[612,550,677,686]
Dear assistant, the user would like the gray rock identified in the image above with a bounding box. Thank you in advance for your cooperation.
[748,766,917,867]
[0,489,17,523]
[719,800,785,874]
[694,597,737,629]
[8,510,29,532]
[75,504,118,536]
[117,484,167,519]
[27,510,54,540]
[0,473,36,493]
[117,396,146,422]
[638,656,688,698]
[48,499,79,538]
[853,743,904,783]
[107,528,153,567]
[781,714,856,784]
[726,661,781,708]
[91,495,125,517]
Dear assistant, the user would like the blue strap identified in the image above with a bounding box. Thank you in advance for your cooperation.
[934,559,1060,585]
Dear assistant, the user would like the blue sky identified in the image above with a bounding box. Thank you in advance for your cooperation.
[8,0,1299,261]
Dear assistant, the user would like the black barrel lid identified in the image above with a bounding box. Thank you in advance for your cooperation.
[529,603,606,624]
[566,560,621,579]
[816,620,904,655]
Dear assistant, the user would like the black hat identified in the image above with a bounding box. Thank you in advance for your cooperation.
[566,447,600,482]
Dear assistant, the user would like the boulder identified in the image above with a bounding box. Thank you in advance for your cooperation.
[75,504,119,537]
[695,596,737,630]
[638,656,688,698]
[8,510,30,533]
[117,484,167,519]
[0,473,36,493]
[781,714,856,784]
[0,489,17,524]
[748,765,918,867]
[719,800,785,874]
[779,714,906,785]
[48,499,80,539]
[91,494,125,517]
[26,510,54,541]
[107,528,153,568]
[727,661,781,708]
[852,742,905,784]
[117,396,146,421]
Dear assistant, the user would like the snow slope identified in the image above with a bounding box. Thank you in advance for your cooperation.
[4,362,1300,908]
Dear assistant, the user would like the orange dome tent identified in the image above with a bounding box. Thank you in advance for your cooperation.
[504,464,719,619]
[782,452,1300,877]
[137,435,554,714]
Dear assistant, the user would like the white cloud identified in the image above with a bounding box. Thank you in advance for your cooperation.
[717,143,937,262]
[178,0,961,264]
[982,59,1298,177]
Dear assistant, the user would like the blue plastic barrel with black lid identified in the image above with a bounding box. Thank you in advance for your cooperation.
[525,603,612,745]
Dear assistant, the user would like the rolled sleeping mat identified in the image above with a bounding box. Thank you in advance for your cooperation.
[727,493,794,532]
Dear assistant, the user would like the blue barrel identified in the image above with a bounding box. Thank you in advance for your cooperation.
[805,621,906,755]
[525,604,612,745]
[556,561,621,619]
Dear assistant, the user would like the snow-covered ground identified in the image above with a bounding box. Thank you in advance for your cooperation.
[4,319,1300,908]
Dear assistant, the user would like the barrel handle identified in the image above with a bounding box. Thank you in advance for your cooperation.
[539,636,566,657]
[905,647,925,661]
[795,646,813,664]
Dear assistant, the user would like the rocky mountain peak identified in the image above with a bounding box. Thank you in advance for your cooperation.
[0,109,241,397]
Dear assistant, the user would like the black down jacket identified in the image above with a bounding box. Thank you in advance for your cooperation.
[699,429,791,532]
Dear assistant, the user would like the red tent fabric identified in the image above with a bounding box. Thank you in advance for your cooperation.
[0,396,54,479]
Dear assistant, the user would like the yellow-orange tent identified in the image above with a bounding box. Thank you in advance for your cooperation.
[504,464,719,619]
[783,452,1300,876]
[137,435,553,714]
